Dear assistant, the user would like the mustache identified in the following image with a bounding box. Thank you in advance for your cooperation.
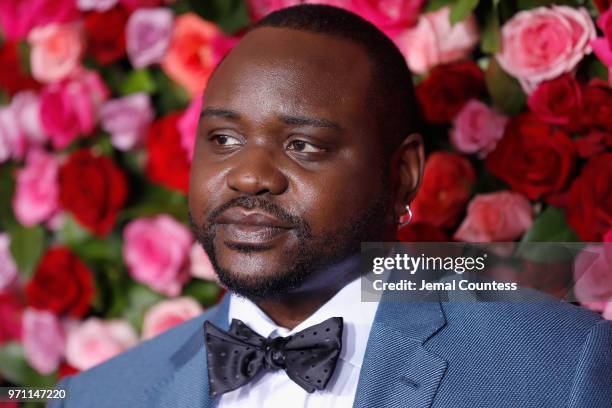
[206,196,312,236]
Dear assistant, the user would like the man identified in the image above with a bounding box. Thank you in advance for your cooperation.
[50,5,611,408]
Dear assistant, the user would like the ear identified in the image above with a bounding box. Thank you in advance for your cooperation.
[390,133,424,220]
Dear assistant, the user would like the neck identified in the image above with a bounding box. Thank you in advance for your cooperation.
[256,255,362,330]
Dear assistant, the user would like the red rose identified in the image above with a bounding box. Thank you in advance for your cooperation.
[146,113,191,194]
[575,131,612,158]
[416,61,486,124]
[527,75,582,127]
[581,81,612,132]
[411,152,476,229]
[0,290,24,344]
[84,6,129,65]
[26,247,94,318]
[564,153,612,241]
[485,114,576,200]
[59,149,128,236]
[397,222,448,242]
[0,42,40,96]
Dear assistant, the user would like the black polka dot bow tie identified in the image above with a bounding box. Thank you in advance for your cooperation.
[203,317,344,397]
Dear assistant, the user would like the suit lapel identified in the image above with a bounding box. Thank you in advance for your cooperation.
[353,296,448,408]
[142,294,230,408]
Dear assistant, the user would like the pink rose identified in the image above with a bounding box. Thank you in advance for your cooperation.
[496,6,596,93]
[28,23,84,84]
[100,93,154,151]
[12,149,60,227]
[126,8,174,69]
[161,13,220,97]
[591,7,612,74]
[66,318,138,370]
[77,0,119,12]
[40,69,109,150]
[0,106,27,163]
[11,91,47,146]
[123,215,192,296]
[247,0,301,21]
[178,95,203,163]
[22,308,65,374]
[395,6,479,74]
[0,233,18,291]
[450,99,507,158]
[119,0,163,11]
[574,242,612,313]
[0,0,78,41]
[453,191,533,242]
[142,297,202,339]
[189,243,218,282]
[345,0,424,37]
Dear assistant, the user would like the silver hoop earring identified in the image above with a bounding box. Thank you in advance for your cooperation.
[398,204,412,228]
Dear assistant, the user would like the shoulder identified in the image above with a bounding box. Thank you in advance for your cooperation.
[53,304,223,408]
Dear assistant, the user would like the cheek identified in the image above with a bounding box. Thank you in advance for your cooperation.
[188,159,227,222]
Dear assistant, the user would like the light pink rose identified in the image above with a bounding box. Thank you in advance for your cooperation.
[0,0,78,41]
[40,69,109,149]
[395,6,478,74]
[574,242,612,313]
[28,23,84,84]
[450,99,508,158]
[12,149,60,227]
[77,0,119,12]
[161,13,220,97]
[123,215,192,296]
[178,95,203,163]
[453,191,533,242]
[100,93,154,151]
[11,91,47,146]
[126,8,174,69]
[142,297,202,339]
[496,6,596,93]
[22,308,66,374]
[190,243,218,282]
[66,318,138,370]
[0,233,18,291]
[0,106,27,163]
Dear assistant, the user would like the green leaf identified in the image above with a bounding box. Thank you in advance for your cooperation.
[517,207,582,263]
[119,69,157,95]
[9,224,45,278]
[0,163,18,231]
[122,284,166,332]
[0,342,57,387]
[426,0,455,11]
[485,58,526,115]
[153,70,190,115]
[182,280,223,307]
[481,6,501,54]
[450,0,479,24]
[520,207,581,243]
[56,214,91,247]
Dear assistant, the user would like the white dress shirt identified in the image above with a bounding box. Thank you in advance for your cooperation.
[218,277,379,408]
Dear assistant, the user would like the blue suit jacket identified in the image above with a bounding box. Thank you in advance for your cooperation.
[49,290,612,407]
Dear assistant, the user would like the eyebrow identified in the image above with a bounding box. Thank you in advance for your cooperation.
[200,108,342,131]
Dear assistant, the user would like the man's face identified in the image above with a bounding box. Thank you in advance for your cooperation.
[189,27,393,300]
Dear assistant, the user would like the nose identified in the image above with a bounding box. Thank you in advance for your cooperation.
[225,145,289,196]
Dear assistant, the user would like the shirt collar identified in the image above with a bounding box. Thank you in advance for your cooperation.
[228,277,378,370]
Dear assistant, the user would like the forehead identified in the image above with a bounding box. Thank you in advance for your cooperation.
[203,27,372,123]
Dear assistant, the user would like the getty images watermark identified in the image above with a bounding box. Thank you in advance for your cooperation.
[360,242,611,303]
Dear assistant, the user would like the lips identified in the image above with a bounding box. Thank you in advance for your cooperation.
[216,208,293,246]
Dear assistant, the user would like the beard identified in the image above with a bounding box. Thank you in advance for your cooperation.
[189,186,390,302]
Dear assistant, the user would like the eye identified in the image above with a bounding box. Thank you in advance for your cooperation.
[211,134,242,146]
[287,139,324,153]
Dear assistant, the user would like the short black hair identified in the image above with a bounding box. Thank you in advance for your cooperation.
[252,4,422,160]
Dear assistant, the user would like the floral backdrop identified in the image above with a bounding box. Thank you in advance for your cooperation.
[0,0,611,402]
